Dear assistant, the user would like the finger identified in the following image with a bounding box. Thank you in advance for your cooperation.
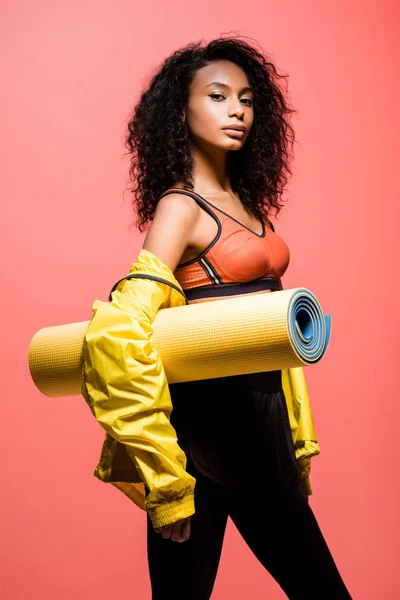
[153,527,162,533]
[179,518,191,543]
[171,521,183,542]
[161,524,172,539]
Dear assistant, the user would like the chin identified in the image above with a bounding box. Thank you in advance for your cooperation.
[223,139,244,151]
[216,135,244,150]
[195,136,244,152]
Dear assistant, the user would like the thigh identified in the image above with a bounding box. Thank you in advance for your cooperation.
[169,375,246,487]
[228,483,352,599]
[147,453,229,600]
[226,375,299,494]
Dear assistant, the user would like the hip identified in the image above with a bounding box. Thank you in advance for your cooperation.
[168,369,298,491]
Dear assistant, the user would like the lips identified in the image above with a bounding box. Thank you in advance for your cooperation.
[222,128,245,138]
[222,125,246,132]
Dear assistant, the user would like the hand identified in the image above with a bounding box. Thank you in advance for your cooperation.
[154,515,191,543]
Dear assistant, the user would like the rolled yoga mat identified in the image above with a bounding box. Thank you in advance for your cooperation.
[28,287,331,398]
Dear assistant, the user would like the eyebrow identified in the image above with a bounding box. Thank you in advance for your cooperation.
[204,81,253,94]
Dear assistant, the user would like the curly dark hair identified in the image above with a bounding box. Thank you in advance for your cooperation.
[124,34,298,232]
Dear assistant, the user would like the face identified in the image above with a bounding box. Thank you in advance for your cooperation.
[183,60,254,152]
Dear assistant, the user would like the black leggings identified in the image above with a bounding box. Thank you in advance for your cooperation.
[147,458,351,599]
[147,371,352,599]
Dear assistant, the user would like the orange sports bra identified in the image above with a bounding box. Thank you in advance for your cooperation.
[158,188,290,298]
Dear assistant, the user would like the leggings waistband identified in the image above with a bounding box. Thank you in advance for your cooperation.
[231,369,282,393]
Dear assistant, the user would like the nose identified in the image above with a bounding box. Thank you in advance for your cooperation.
[228,97,245,119]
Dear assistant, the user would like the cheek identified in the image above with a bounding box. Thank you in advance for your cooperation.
[189,101,222,137]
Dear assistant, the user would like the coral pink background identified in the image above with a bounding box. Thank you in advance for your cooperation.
[1,1,399,598]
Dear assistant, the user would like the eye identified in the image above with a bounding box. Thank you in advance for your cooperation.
[209,93,253,107]
[209,93,225,101]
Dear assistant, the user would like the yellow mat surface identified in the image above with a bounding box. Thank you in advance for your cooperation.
[28,287,331,398]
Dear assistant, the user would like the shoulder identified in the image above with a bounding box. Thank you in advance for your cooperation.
[142,191,200,272]
[155,190,200,219]
[150,190,201,233]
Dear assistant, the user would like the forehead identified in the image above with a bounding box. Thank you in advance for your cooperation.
[190,60,251,91]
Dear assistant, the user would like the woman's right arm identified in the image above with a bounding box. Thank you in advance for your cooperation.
[81,192,201,541]
[141,194,201,543]
[142,192,200,271]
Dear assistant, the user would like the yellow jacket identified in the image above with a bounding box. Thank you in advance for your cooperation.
[81,248,320,528]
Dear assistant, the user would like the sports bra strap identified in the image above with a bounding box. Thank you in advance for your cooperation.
[158,188,275,232]
[158,189,222,268]
[158,189,221,223]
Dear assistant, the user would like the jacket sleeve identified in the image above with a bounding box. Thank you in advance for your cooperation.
[281,366,321,495]
[80,264,196,529]
[279,271,320,496]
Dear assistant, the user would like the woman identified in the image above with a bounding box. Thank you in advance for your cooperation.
[83,36,352,599]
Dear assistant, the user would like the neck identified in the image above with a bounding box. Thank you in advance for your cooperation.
[189,141,233,195]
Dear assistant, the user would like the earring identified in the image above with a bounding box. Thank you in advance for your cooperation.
[181,114,185,122]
